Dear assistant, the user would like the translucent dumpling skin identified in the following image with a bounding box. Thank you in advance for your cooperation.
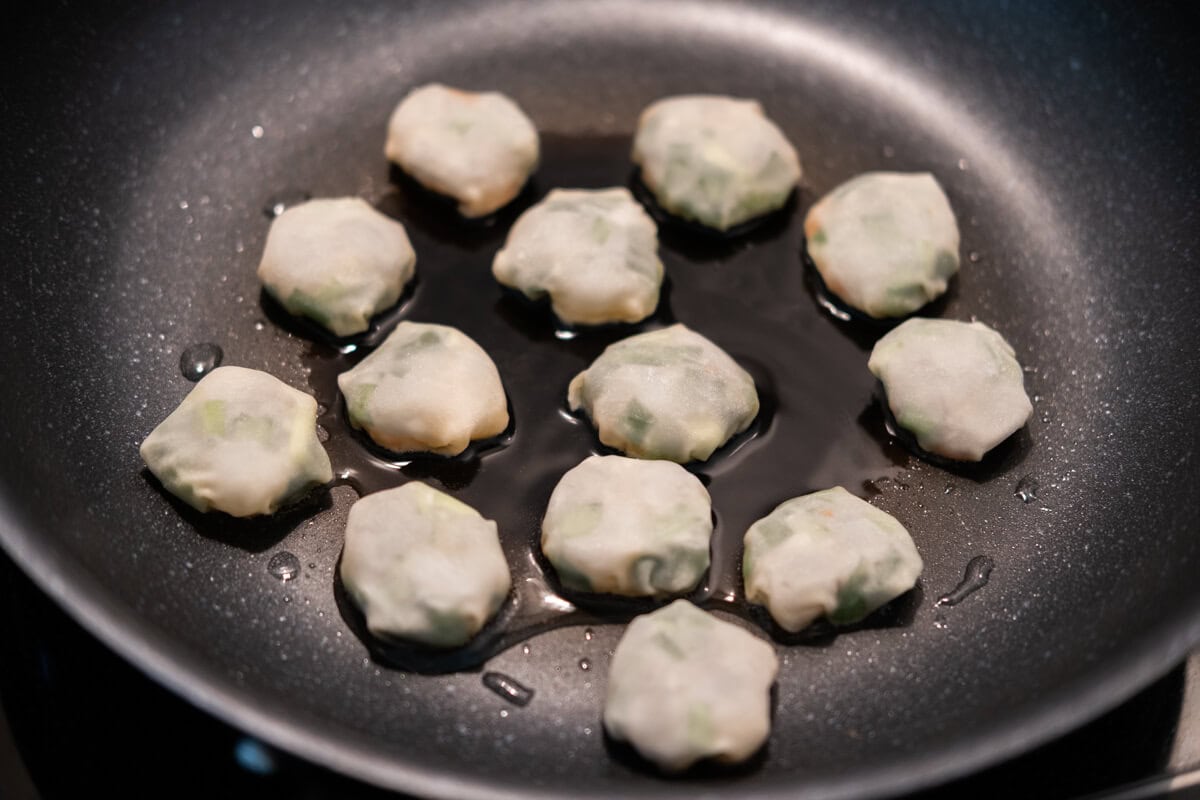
[492,187,663,325]
[632,95,801,231]
[139,366,332,517]
[385,83,539,217]
[340,482,512,648]
[540,455,712,596]
[257,197,416,337]
[868,318,1033,461]
[742,486,923,632]
[603,600,779,772]
[804,172,960,318]
[337,321,509,456]
[567,324,759,463]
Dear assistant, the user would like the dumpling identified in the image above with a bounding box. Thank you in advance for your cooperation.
[384,83,539,217]
[631,95,801,231]
[257,197,416,337]
[568,324,759,463]
[868,318,1033,461]
[804,172,960,318]
[603,600,779,772]
[337,321,509,456]
[540,455,712,596]
[742,486,923,632]
[492,187,663,326]
[140,366,332,517]
[340,482,511,647]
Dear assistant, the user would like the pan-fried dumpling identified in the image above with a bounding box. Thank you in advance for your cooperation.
[567,324,759,463]
[868,318,1033,461]
[540,455,712,596]
[257,197,416,337]
[631,95,801,231]
[337,321,509,456]
[492,187,663,325]
[384,83,539,217]
[603,600,779,772]
[742,486,923,632]
[340,482,511,647]
[140,366,332,517]
[804,172,959,318]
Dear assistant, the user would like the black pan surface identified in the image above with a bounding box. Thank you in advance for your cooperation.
[2,2,1199,798]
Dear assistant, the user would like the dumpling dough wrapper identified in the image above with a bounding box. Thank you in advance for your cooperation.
[140,366,332,517]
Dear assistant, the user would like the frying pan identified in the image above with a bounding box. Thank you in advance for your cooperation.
[2,1,1198,797]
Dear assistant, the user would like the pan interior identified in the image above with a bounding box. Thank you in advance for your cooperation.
[2,2,1198,799]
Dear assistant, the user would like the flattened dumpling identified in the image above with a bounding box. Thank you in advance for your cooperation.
[541,455,712,596]
[603,600,779,772]
[742,486,923,632]
[492,187,663,326]
[805,172,960,318]
[140,366,332,517]
[337,322,509,456]
[340,482,511,647]
[631,95,801,231]
[567,324,759,463]
[868,318,1033,461]
[385,83,539,217]
[257,197,416,337]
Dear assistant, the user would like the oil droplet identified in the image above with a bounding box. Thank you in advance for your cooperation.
[521,644,531,656]
[583,627,594,642]
[179,343,223,381]
[267,551,301,582]
[968,251,981,263]
[935,556,995,607]
[578,658,591,672]
[1014,475,1039,503]
[251,124,265,139]
[482,672,534,707]
[263,189,312,219]
[957,158,969,171]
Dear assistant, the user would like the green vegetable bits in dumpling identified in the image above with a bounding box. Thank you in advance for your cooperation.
[742,486,923,632]
[868,318,1033,462]
[567,324,759,463]
[340,482,511,647]
[604,600,779,772]
[492,187,663,326]
[337,321,509,456]
[257,197,417,337]
[632,95,801,231]
[385,83,539,218]
[804,172,960,318]
[140,366,332,517]
[541,455,712,596]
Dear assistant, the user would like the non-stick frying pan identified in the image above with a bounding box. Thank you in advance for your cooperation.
[2,1,1198,797]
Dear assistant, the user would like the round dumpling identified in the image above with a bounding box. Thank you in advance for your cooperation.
[804,172,960,318]
[742,486,923,632]
[567,324,759,463]
[603,600,779,772]
[868,318,1033,461]
[140,366,332,517]
[337,321,509,456]
[257,197,416,337]
[384,83,539,217]
[340,482,512,647]
[492,187,663,326]
[631,95,801,232]
[541,455,712,596]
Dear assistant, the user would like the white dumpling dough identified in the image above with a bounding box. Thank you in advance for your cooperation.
[340,482,511,647]
[257,197,416,337]
[631,95,801,231]
[742,486,923,632]
[140,366,332,517]
[868,318,1033,461]
[541,455,712,596]
[492,187,663,325]
[805,172,960,318]
[337,322,509,456]
[603,600,779,772]
[384,83,539,217]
